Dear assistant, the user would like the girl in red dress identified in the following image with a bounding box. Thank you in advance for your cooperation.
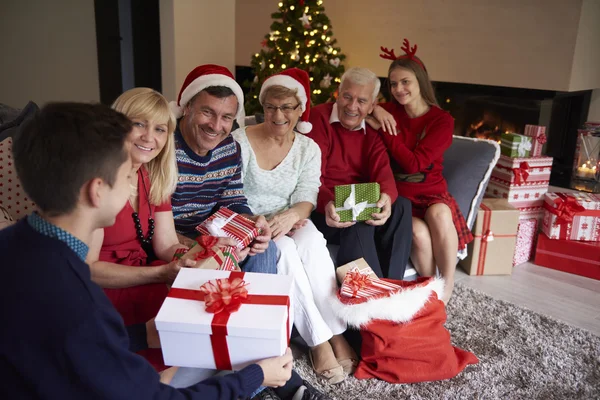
[87,88,197,381]
[370,39,473,304]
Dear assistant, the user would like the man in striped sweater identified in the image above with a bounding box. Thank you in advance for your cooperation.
[170,64,277,275]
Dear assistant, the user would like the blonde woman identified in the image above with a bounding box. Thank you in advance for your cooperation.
[87,88,197,378]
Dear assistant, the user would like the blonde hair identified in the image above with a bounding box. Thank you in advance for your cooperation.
[259,85,300,105]
[112,87,178,205]
[340,67,381,102]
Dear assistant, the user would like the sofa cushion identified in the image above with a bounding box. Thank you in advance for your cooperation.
[442,136,500,230]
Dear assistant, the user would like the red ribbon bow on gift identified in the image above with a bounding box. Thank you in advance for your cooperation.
[553,196,586,227]
[482,229,494,242]
[194,235,220,260]
[199,277,249,314]
[345,270,371,297]
[512,161,530,185]
[536,133,547,144]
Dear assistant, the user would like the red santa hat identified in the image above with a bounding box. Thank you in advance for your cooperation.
[169,64,245,125]
[259,68,312,134]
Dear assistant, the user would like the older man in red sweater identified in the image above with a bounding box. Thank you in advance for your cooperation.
[307,67,412,279]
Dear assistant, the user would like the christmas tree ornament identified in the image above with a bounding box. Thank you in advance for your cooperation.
[299,13,310,27]
[320,73,332,88]
[329,57,340,67]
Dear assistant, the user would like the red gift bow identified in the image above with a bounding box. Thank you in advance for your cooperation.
[551,196,586,227]
[512,162,530,185]
[194,235,219,259]
[345,270,372,297]
[199,277,249,314]
[167,271,290,371]
[482,229,494,242]
[536,133,547,144]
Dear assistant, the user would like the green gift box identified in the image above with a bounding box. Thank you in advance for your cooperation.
[334,183,381,222]
[500,133,532,158]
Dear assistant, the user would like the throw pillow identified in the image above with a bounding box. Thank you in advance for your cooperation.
[0,137,36,220]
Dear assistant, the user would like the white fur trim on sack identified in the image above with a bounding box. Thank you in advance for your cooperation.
[259,75,308,111]
[172,74,246,125]
[331,278,445,328]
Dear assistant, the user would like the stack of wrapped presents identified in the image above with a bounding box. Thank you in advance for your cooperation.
[534,192,600,280]
[484,124,553,267]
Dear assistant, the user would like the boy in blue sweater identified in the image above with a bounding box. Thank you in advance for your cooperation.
[0,103,293,399]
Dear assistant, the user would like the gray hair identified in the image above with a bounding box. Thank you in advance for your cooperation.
[339,67,381,102]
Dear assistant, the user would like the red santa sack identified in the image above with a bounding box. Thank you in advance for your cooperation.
[333,276,478,383]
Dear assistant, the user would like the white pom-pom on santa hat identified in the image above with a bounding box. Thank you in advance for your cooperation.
[259,68,313,134]
[169,64,245,125]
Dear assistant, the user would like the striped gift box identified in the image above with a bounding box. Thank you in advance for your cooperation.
[340,268,402,299]
[523,125,547,157]
[196,208,259,249]
[217,246,240,271]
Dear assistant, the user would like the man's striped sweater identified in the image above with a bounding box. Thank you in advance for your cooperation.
[172,126,252,237]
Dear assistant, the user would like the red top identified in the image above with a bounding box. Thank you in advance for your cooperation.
[307,103,398,213]
[379,102,454,200]
[100,166,172,266]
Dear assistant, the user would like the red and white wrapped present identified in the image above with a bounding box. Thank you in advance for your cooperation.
[541,192,600,241]
[490,155,552,185]
[196,208,259,249]
[512,206,544,266]
[513,218,539,266]
[534,232,600,280]
[155,269,293,370]
[340,267,402,299]
[172,236,240,271]
[523,125,547,157]
[486,155,553,208]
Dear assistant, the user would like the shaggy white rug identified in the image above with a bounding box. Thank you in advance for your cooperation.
[293,284,600,400]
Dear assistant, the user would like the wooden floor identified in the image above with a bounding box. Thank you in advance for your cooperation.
[455,262,600,335]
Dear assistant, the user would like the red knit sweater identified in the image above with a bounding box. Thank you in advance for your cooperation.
[307,103,398,213]
[379,102,453,201]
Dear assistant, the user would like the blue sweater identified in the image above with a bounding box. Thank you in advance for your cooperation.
[0,220,263,399]
[172,125,252,237]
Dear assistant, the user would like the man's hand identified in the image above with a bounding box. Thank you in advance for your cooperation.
[256,348,294,388]
[235,246,251,263]
[371,105,397,136]
[159,258,198,285]
[269,210,300,241]
[325,201,355,229]
[366,192,392,226]
[145,318,161,348]
[246,215,271,256]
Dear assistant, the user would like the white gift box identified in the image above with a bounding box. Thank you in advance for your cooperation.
[155,269,293,370]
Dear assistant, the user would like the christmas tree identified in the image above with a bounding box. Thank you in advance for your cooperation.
[244,0,346,116]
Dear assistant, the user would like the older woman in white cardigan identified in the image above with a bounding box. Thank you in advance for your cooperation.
[232,68,355,384]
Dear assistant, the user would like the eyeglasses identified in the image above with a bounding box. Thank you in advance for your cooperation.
[263,103,301,115]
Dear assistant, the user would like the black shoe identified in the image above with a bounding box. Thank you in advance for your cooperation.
[251,387,282,400]
[297,380,332,400]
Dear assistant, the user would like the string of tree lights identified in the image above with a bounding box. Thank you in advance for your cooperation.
[244,0,346,115]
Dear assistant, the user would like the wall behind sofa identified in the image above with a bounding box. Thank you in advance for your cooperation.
[235,0,599,93]
[0,0,100,108]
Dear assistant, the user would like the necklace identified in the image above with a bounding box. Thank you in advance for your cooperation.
[131,170,154,247]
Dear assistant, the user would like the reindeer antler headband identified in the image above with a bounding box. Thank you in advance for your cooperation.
[380,38,425,70]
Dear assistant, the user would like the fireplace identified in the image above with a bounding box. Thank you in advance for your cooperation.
[380,81,593,191]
